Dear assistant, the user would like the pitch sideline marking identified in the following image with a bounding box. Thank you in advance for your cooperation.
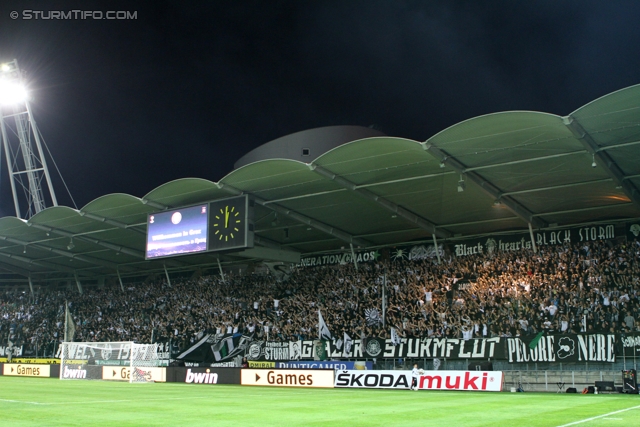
[0,399,43,405]
[556,404,640,426]
[0,396,210,405]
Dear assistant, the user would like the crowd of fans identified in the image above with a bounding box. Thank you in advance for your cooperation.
[1,238,639,357]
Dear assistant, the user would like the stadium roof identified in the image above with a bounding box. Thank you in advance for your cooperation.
[1,84,640,283]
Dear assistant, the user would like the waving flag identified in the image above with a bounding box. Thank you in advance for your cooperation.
[318,310,332,340]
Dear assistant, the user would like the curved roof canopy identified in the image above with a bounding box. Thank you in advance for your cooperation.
[1,84,639,283]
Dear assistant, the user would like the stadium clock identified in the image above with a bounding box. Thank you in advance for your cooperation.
[208,195,254,252]
[213,204,241,241]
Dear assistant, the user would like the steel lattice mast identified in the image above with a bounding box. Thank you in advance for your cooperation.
[0,59,57,218]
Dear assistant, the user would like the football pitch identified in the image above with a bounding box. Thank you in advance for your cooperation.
[1,377,640,426]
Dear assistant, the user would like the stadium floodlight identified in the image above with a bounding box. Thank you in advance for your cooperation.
[0,79,28,105]
[591,154,597,168]
[0,58,58,219]
[67,238,75,250]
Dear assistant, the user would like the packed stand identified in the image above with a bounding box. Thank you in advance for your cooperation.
[1,239,639,357]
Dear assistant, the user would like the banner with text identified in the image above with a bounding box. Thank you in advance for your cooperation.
[241,369,334,388]
[335,370,411,389]
[322,337,503,360]
[101,366,166,382]
[506,334,616,363]
[297,250,379,268]
[166,367,241,384]
[0,357,58,364]
[177,333,254,364]
[453,224,617,257]
[276,361,372,370]
[618,334,640,358]
[176,334,630,364]
[0,345,23,358]
[417,370,503,392]
[3,363,51,377]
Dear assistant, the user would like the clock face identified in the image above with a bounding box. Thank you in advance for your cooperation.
[213,204,242,242]
[208,195,253,252]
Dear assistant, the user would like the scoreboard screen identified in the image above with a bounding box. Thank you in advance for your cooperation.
[145,205,209,259]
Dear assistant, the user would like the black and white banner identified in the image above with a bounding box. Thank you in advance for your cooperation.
[453,224,617,257]
[153,339,172,360]
[175,333,628,364]
[0,345,23,357]
[295,222,623,265]
[390,244,444,261]
[323,337,502,360]
[627,223,640,241]
[506,334,616,363]
[618,334,640,358]
[246,340,302,361]
[177,333,253,364]
[63,342,133,364]
[297,250,379,268]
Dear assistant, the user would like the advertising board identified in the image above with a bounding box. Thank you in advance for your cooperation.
[335,370,503,391]
[3,363,51,377]
[417,370,503,392]
[334,370,411,389]
[101,366,166,382]
[241,369,334,388]
[276,361,372,370]
[166,367,241,384]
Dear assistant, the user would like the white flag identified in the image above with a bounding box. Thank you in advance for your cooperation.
[390,327,401,346]
[318,310,332,340]
[64,301,76,342]
[433,358,441,371]
[343,332,353,357]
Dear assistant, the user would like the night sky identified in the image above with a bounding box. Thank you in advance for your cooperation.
[1,1,639,217]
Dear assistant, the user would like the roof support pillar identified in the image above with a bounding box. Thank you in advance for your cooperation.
[217,257,226,283]
[163,263,171,287]
[116,267,125,292]
[28,274,34,297]
[528,223,537,254]
[74,271,83,295]
[432,234,441,264]
[350,243,358,272]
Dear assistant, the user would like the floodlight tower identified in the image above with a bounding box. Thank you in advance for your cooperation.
[0,59,57,218]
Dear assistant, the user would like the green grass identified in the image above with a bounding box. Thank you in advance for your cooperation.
[1,377,639,426]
